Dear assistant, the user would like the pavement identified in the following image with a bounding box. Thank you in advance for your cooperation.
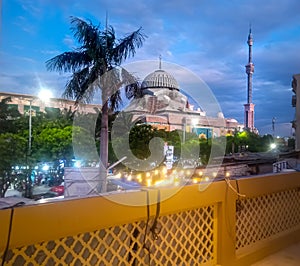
[5,185,52,198]
[32,185,51,195]
[251,242,300,266]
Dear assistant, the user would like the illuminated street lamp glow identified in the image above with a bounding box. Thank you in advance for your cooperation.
[38,89,53,102]
[146,179,152,187]
[42,164,49,171]
[270,143,277,149]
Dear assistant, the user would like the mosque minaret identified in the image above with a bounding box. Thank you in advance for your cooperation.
[244,27,255,132]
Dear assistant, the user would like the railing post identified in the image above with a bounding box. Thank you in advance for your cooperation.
[217,182,237,266]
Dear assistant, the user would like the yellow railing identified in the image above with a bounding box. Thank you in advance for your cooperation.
[1,172,300,265]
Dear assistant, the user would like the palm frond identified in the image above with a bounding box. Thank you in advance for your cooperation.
[46,16,146,110]
[63,67,98,104]
[112,27,146,65]
[109,90,122,111]
[46,51,91,73]
[70,17,101,49]
[120,68,142,100]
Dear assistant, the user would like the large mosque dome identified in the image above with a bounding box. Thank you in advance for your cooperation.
[141,69,179,91]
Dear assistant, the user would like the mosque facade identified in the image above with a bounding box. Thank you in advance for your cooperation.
[125,65,244,139]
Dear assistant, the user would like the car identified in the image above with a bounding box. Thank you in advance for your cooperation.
[50,185,64,196]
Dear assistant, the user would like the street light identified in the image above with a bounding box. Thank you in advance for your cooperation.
[38,89,53,102]
[28,99,33,156]
[26,89,53,197]
[28,89,53,155]
[270,143,277,150]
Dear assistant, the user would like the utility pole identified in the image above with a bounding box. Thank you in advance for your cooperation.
[272,117,276,137]
[28,99,32,155]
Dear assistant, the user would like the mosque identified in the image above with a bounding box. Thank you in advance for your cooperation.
[2,29,255,140]
[124,61,244,139]
[125,29,259,139]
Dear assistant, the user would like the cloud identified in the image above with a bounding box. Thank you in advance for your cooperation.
[63,35,75,49]
[2,0,300,136]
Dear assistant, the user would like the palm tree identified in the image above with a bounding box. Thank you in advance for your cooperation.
[46,16,146,192]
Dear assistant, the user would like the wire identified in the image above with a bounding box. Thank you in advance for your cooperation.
[1,208,14,266]
[150,190,161,240]
[1,202,25,266]
[224,177,246,198]
[142,190,151,265]
[141,189,161,265]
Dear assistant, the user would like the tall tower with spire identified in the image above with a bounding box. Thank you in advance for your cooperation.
[244,27,255,132]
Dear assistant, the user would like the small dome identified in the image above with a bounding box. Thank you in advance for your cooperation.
[141,69,179,90]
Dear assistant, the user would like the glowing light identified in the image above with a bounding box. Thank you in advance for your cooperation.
[73,160,81,168]
[162,167,167,175]
[192,178,198,184]
[186,170,191,175]
[146,179,152,187]
[213,172,217,178]
[127,174,132,181]
[116,172,122,179]
[198,171,203,176]
[225,172,230,178]
[154,169,159,175]
[154,180,163,186]
[270,143,277,149]
[137,174,142,182]
[204,177,210,182]
[38,89,53,102]
[146,172,150,177]
[174,181,180,186]
[42,164,50,171]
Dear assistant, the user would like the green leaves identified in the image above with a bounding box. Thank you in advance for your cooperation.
[33,126,74,161]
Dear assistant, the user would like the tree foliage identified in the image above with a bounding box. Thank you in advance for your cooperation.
[0,133,27,197]
[46,16,146,192]
[0,97,21,134]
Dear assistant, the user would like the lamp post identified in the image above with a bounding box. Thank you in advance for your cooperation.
[28,99,32,156]
[28,89,53,155]
[26,89,53,198]
[25,98,33,198]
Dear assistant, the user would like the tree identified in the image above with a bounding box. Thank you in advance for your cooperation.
[0,97,21,134]
[46,17,145,192]
[0,133,27,197]
[33,126,74,162]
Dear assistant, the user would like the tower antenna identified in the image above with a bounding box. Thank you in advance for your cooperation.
[159,54,162,70]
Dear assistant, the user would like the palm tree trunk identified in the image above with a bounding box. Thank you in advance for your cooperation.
[99,100,108,193]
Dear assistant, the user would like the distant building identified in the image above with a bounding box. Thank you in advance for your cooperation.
[0,91,101,115]
[125,62,243,138]
[292,74,300,151]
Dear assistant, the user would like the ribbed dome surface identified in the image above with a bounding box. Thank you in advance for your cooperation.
[141,69,179,90]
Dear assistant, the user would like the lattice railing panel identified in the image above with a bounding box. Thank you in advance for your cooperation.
[2,205,217,265]
[236,188,300,250]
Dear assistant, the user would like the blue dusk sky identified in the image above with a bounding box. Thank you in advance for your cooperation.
[1,0,300,136]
